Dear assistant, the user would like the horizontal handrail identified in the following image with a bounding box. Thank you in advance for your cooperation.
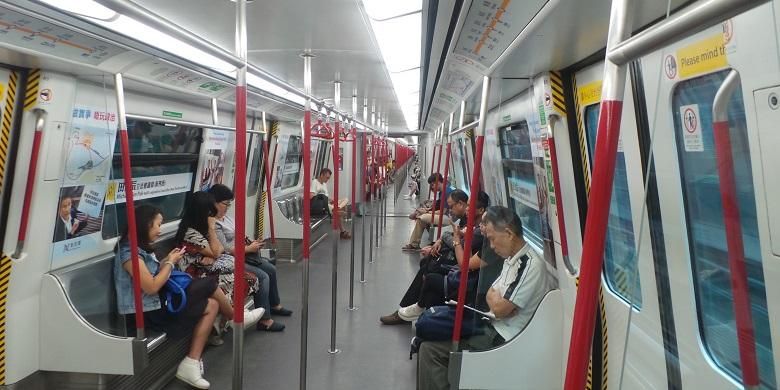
[607,0,770,65]
[125,113,264,134]
[450,119,479,136]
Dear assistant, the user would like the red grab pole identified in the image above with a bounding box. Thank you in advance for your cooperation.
[564,2,631,388]
[114,73,144,336]
[332,114,341,231]
[428,143,438,200]
[711,70,759,388]
[546,128,570,266]
[13,109,45,259]
[452,77,490,348]
[436,142,452,239]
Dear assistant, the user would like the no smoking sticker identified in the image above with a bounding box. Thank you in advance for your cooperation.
[680,104,703,152]
[665,55,677,79]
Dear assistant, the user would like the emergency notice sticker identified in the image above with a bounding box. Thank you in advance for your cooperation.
[680,104,704,152]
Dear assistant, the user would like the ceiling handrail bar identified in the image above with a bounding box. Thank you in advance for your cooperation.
[607,0,770,66]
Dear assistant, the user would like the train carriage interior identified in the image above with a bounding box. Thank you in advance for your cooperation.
[0,0,779,389]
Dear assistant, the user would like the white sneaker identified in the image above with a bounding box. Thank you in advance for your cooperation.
[403,195,411,199]
[176,357,210,389]
[228,307,265,330]
[398,304,425,321]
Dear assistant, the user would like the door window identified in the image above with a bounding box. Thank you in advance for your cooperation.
[672,70,775,388]
[583,104,641,307]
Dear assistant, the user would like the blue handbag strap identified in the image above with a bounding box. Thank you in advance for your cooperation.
[165,279,188,313]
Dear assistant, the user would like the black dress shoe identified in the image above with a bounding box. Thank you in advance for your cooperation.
[271,307,293,316]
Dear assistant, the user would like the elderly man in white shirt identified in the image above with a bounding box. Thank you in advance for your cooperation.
[310,168,351,238]
[416,205,552,390]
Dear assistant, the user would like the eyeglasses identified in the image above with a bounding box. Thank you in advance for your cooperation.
[220,201,232,207]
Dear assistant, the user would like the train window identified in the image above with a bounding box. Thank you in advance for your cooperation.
[583,104,641,308]
[498,121,543,246]
[279,135,303,190]
[102,120,201,239]
[247,134,264,196]
[671,70,775,387]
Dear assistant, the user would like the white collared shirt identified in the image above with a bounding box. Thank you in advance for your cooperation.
[311,179,329,198]
[490,243,551,340]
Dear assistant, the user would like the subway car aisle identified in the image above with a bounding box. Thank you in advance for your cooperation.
[164,190,422,389]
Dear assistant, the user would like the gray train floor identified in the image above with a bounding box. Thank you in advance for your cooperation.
[163,193,425,389]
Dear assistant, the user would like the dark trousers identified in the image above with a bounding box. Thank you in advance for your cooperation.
[399,268,446,308]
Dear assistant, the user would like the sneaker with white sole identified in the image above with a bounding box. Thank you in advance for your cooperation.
[228,307,265,330]
[176,357,210,389]
[398,304,425,321]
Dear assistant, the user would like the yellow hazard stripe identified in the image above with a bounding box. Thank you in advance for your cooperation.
[550,71,567,115]
[0,254,11,385]
[271,120,279,137]
[0,71,17,187]
[23,69,40,111]
[258,191,267,239]
[572,75,591,194]
[466,129,474,139]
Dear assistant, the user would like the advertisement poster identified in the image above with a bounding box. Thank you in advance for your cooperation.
[52,106,118,260]
[200,129,229,191]
[507,177,539,211]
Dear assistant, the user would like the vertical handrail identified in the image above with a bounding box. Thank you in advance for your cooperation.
[12,108,46,259]
[547,116,574,274]
[328,83,341,355]
[299,52,314,390]
[564,0,632,388]
[452,76,490,349]
[368,135,375,261]
[428,142,438,200]
[711,70,760,389]
[360,131,369,278]
[232,1,249,388]
[437,142,452,239]
[349,120,359,308]
[114,73,144,339]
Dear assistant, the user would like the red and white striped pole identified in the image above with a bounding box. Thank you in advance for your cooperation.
[546,117,571,272]
[436,114,454,239]
[114,73,144,339]
[452,78,490,349]
[232,0,249,387]
[711,70,759,389]
[564,0,632,388]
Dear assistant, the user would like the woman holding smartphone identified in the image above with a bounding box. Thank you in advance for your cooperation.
[209,184,292,332]
[114,204,222,388]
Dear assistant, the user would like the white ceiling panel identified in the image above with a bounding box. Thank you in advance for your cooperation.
[131,0,408,130]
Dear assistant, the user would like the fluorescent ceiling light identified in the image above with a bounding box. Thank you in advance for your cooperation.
[39,0,118,20]
[363,0,421,131]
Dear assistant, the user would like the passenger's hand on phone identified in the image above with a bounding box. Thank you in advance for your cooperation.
[421,246,433,257]
[167,247,184,263]
[247,241,262,253]
[431,240,442,256]
[452,222,463,241]
[200,256,215,266]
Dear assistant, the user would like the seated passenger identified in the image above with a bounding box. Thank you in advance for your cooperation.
[381,191,489,324]
[310,168,351,239]
[402,173,455,251]
[416,206,552,390]
[174,192,265,338]
[209,184,291,332]
[114,204,222,388]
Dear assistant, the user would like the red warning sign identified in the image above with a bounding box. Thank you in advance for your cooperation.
[40,88,52,103]
[683,107,697,133]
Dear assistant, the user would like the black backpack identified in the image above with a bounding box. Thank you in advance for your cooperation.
[311,194,330,216]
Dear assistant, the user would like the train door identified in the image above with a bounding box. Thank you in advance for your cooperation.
[639,5,780,388]
[573,64,667,388]
[245,127,265,238]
